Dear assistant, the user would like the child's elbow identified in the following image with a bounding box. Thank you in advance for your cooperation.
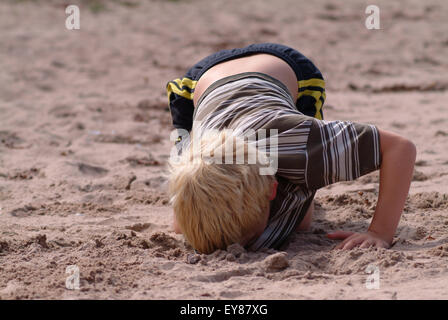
[380,129,416,160]
[393,137,417,165]
[402,138,417,162]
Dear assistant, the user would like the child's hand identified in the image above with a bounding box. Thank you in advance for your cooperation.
[327,231,390,250]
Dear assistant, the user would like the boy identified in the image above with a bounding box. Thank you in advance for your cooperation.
[166,43,416,254]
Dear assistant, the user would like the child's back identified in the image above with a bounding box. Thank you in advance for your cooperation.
[167,43,416,254]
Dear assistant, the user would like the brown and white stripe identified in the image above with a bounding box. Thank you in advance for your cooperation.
[192,73,381,250]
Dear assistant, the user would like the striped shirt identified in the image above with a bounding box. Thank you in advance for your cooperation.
[192,73,381,250]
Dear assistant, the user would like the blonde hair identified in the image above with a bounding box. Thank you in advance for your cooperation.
[168,129,274,254]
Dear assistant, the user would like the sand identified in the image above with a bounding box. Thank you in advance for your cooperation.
[0,0,447,300]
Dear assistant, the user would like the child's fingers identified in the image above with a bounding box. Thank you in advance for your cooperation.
[341,238,363,250]
[334,234,357,249]
[375,240,390,249]
[337,235,369,250]
[360,240,375,249]
[327,231,355,240]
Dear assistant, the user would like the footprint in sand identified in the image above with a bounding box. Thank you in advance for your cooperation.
[48,105,77,118]
[0,131,27,149]
[69,162,109,177]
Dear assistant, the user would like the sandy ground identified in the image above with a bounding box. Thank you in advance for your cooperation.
[0,0,448,300]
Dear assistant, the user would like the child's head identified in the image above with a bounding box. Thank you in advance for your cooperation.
[168,129,275,254]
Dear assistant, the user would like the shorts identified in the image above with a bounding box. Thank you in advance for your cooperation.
[166,43,326,133]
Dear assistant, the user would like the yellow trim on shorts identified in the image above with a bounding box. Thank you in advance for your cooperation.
[297,78,326,120]
[167,78,197,100]
[314,96,324,119]
[298,78,325,89]
[298,89,324,101]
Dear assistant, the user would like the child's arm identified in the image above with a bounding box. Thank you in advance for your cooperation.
[327,129,416,249]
